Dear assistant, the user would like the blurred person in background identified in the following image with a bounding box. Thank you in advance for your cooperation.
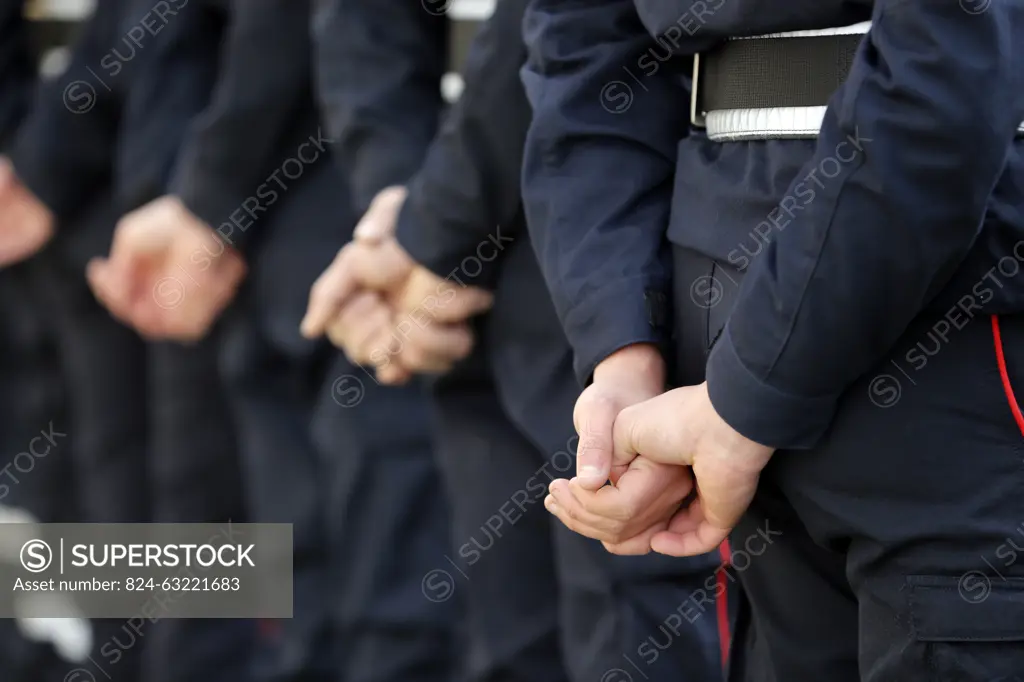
[0,0,251,680]
[0,1,71,679]
[86,1,457,681]
[303,1,727,680]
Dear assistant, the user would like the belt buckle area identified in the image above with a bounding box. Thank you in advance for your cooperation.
[691,53,706,128]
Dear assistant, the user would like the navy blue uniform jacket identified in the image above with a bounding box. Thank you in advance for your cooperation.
[0,0,31,151]
[167,0,320,253]
[8,0,221,222]
[521,0,1024,449]
[10,0,317,252]
[314,0,531,287]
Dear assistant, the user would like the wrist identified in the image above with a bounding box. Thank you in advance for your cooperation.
[593,343,666,389]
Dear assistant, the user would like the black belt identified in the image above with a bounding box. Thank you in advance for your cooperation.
[694,33,862,116]
[691,26,1024,139]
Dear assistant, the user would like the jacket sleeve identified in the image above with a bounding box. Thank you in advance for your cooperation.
[7,0,128,223]
[393,0,531,287]
[169,0,314,250]
[521,0,689,384]
[114,0,223,212]
[312,0,448,214]
[705,0,1024,449]
[0,0,32,151]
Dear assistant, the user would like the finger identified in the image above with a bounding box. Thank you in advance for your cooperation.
[547,479,620,535]
[602,522,668,556]
[353,212,393,244]
[301,247,358,338]
[329,291,395,363]
[650,506,732,558]
[376,363,412,385]
[354,186,406,243]
[303,240,412,336]
[543,495,619,543]
[571,388,618,490]
[414,284,494,324]
[567,475,633,520]
[327,316,393,367]
[395,323,473,372]
[574,460,694,520]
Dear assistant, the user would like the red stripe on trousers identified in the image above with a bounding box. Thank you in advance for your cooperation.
[716,538,732,673]
[993,315,1024,437]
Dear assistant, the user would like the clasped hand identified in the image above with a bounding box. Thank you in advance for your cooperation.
[544,344,776,557]
[301,186,493,384]
[0,157,55,266]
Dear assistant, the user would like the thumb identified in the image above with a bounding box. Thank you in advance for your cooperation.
[612,388,697,467]
[354,186,407,243]
[429,286,494,323]
[351,239,415,291]
[301,247,358,338]
[353,207,397,244]
[109,214,173,265]
[572,390,619,490]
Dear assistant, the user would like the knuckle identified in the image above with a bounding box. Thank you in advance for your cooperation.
[578,389,614,420]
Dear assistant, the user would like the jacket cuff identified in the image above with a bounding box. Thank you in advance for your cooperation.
[8,145,87,224]
[394,198,512,292]
[705,323,839,450]
[171,163,256,255]
[349,144,426,216]
[563,281,670,386]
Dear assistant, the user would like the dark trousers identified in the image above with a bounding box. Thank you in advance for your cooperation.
[428,237,724,682]
[0,260,72,682]
[220,157,455,682]
[27,196,252,682]
[315,358,456,682]
[673,245,1024,681]
[218,296,335,682]
[217,158,342,682]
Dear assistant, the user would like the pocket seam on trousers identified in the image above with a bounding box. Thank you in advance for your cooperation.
[907,575,1024,643]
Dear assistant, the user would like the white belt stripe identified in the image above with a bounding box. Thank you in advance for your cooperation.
[704,22,1024,141]
[707,108,1024,142]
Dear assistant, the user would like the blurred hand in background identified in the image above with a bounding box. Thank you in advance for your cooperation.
[301,185,492,383]
[87,195,246,341]
[0,157,54,266]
